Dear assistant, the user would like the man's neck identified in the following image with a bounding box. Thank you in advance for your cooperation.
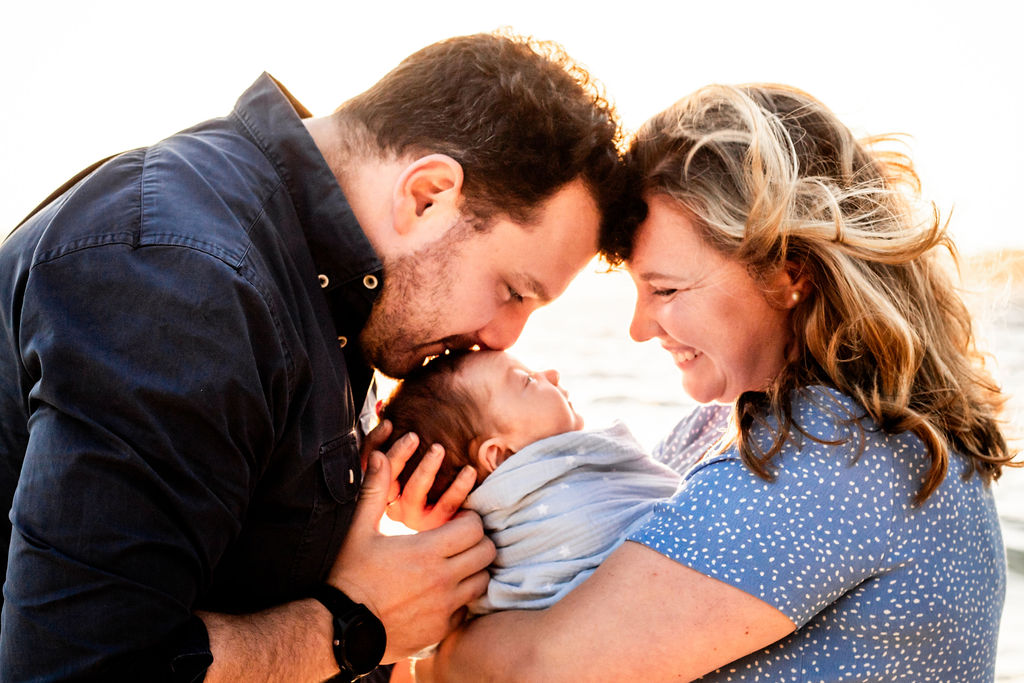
[302,116,404,259]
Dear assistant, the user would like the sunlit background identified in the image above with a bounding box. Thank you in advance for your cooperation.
[5,0,1024,678]
[5,0,1022,256]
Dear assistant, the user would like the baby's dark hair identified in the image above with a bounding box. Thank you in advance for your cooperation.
[377,352,487,505]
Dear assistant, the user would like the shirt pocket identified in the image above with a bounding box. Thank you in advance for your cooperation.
[287,429,363,586]
[319,429,362,504]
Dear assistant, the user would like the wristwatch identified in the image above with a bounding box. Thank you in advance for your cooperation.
[310,584,387,680]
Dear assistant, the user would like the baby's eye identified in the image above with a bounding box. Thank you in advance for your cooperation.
[524,373,537,386]
[507,285,525,303]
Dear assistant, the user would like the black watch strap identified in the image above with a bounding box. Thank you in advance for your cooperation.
[310,584,387,680]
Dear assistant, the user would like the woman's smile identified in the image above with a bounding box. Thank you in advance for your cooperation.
[663,344,701,366]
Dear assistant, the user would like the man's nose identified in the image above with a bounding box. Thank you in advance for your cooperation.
[477,307,531,351]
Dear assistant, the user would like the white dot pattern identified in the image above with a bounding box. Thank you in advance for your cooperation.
[630,387,1006,681]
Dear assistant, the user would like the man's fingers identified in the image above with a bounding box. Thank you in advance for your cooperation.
[454,568,492,609]
[361,420,392,470]
[424,511,492,559]
[449,534,497,578]
[349,451,392,532]
[400,443,445,503]
[365,419,393,452]
[384,432,420,482]
[428,466,477,522]
[386,478,402,507]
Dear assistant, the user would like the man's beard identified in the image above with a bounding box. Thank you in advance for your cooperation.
[360,221,476,378]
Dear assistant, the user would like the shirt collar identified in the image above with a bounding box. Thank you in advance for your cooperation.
[230,73,383,293]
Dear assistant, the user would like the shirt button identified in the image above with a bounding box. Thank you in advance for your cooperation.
[318,274,329,288]
[348,468,356,484]
[337,336,347,349]
[363,274,379,290]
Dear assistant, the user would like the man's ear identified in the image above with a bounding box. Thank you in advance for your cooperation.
[391,154,464,242]
[475,436,511,477]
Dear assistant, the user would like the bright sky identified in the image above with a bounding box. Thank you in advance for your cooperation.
[3,0,1021,255]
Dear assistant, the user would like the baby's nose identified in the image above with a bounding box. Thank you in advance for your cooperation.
[541,369,560,385]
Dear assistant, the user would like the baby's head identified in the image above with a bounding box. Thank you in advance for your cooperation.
[378,350,584,504]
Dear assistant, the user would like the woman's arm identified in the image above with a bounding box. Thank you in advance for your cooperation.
[433,541,794,681]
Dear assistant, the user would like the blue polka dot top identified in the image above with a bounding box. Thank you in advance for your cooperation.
[628,386,1006,682]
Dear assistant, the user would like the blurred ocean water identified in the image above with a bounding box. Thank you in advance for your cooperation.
[504,256,1024,680]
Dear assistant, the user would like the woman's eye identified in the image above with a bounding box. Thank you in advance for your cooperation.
[652,288,677,297]
[507,286,525,303]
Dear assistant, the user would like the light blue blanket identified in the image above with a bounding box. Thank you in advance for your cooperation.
[465,421,681,615]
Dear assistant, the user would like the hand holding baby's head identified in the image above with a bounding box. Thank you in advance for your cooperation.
[378,350,583,505]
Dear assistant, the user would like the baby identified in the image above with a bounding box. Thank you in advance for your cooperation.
[378,350,681,615]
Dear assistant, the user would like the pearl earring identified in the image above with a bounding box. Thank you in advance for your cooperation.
[790,290,801,304]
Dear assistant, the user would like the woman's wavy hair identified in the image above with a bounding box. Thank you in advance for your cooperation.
[608,83,1015,504]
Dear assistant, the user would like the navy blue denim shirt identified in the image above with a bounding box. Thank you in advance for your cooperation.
[0,74,384,680]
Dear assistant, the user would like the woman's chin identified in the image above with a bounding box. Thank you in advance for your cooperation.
[681,381,729,405]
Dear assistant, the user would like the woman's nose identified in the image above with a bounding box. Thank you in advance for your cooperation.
[629,298,658,342]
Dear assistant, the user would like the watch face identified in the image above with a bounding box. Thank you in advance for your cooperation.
[342,608,388,675]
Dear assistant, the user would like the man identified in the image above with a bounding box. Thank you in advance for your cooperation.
[0,32,627,680]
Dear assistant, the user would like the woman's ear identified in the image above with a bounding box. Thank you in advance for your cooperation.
[391,154,464,244]
[475,436,512,477]
[771,260,811,309]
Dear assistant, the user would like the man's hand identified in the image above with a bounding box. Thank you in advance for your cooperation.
[364,420,477,531]
[329,450,494,661]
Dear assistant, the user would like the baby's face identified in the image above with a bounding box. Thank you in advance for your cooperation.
[458,351,584,452]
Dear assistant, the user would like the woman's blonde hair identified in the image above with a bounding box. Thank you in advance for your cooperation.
[613,84,1014,503]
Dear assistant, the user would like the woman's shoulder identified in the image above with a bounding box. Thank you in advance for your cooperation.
[787,385,868,437]
[750,385,889,459]
[655,388,873,472]
[654,404,732,474]
[697,386,937,496]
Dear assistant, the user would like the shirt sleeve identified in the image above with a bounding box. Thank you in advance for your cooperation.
[2,241,286,679]
[628,433,897,627]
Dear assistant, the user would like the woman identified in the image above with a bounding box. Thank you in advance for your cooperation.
[406,83,1016,681]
